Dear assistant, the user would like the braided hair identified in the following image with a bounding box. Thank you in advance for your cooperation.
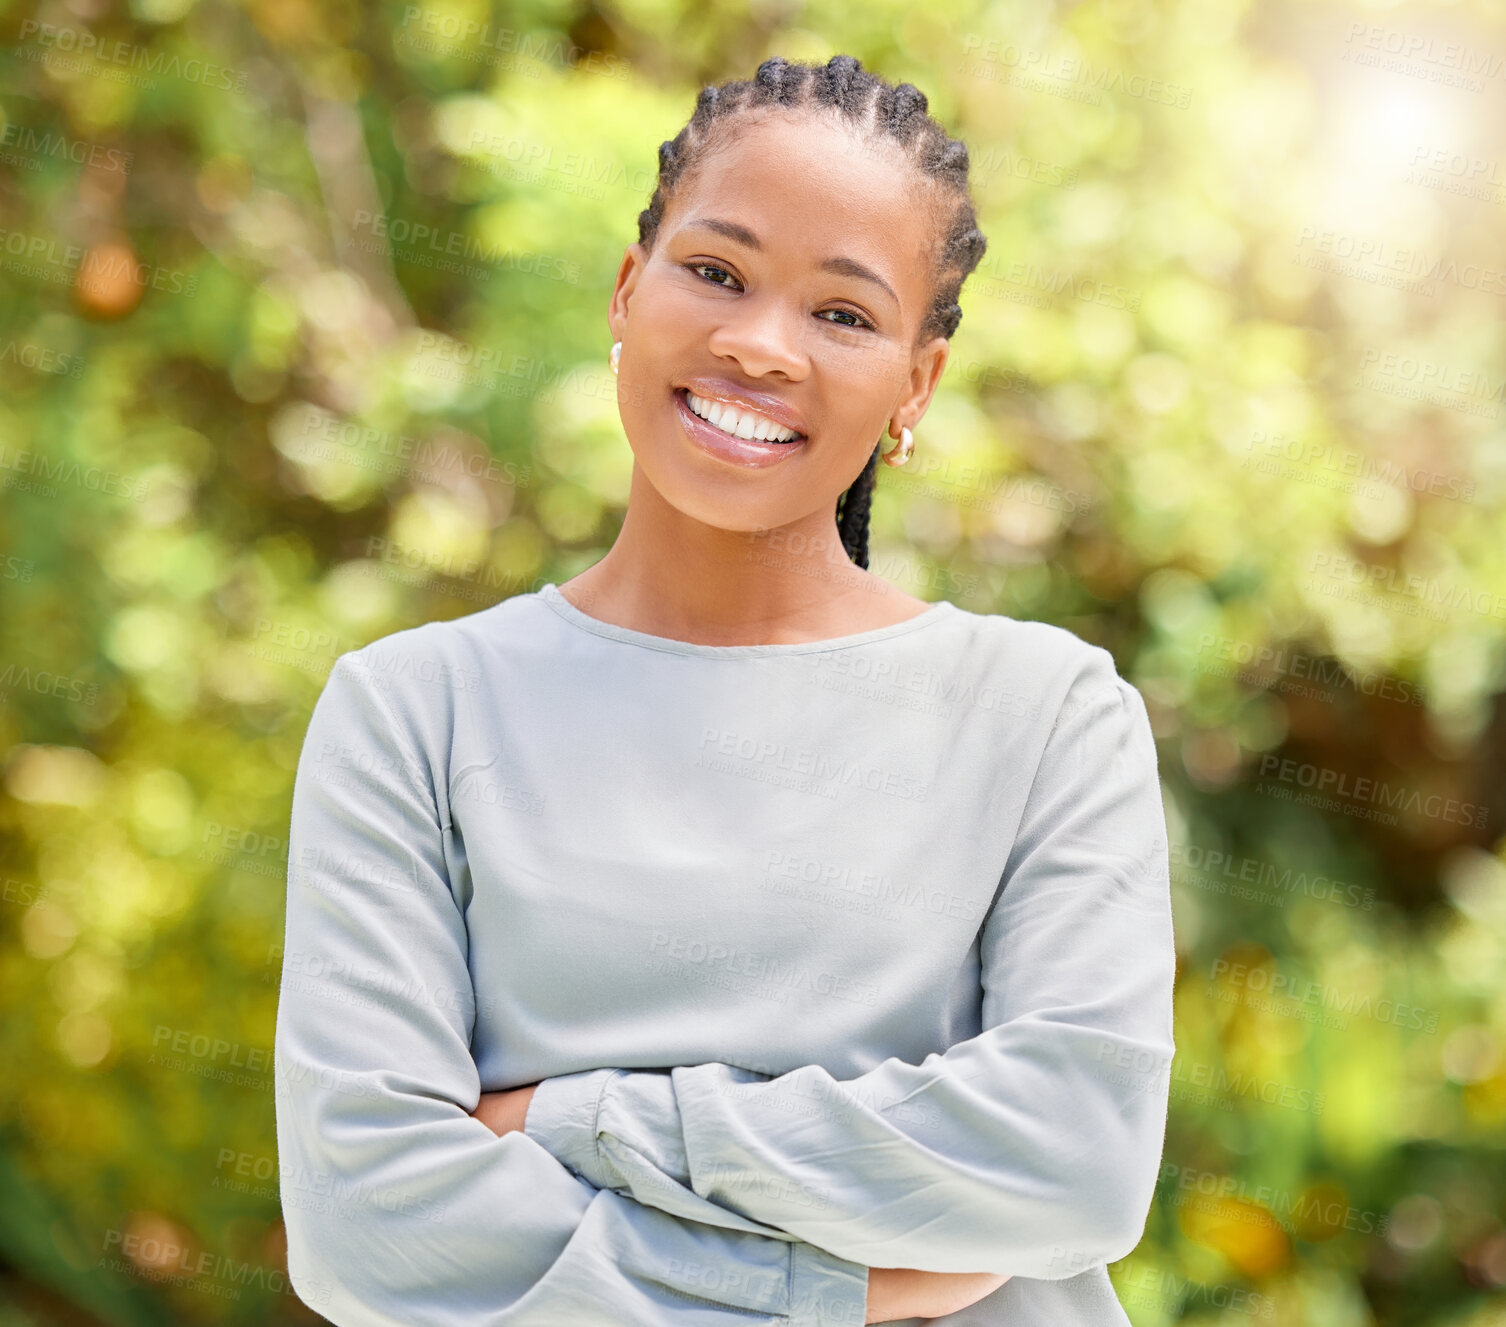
[636,54,988,569]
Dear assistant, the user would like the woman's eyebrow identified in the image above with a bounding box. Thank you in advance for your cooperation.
[680,216,900,309]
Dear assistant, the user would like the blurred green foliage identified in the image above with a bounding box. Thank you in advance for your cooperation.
[2,0,1505,1322]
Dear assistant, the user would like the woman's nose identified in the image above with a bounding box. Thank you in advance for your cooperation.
[704,298,811,380]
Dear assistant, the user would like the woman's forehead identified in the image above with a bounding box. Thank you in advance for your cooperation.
[669,121,935,254]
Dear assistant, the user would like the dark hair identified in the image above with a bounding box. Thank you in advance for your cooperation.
[635,54,988,569]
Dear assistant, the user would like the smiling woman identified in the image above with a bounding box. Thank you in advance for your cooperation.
[274,53,1177,1327]
[585,66,989,638]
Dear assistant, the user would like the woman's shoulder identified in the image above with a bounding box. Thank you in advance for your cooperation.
[318,587,551,722]
[936,604,1139,738]
[341,586,545,667]
[946,601,1122,678]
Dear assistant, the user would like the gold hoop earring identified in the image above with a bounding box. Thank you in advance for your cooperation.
[881,426,914,468]
[609,341,621,376]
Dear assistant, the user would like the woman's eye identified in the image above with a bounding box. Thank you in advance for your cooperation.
[688,264,872,331]
[819,309,872,330]
[690,263,739,288]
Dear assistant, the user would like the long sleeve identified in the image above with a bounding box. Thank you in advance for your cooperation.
[523,647,1177,1282]
[273,652,870,1326]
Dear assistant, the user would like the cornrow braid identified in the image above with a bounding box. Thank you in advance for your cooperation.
[636,54,988,570]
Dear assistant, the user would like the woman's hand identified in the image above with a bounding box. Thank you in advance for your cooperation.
[865,1267,1011,1323]
[471,1084,538,1138]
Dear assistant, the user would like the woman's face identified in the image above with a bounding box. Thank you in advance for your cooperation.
[606,109,950,544]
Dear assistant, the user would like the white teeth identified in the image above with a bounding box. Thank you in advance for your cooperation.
[685,391,799,443]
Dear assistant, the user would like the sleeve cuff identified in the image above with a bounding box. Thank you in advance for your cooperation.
[790,1239,869,1327]
[598,1069,692,1187]
[523,1068,619,1182]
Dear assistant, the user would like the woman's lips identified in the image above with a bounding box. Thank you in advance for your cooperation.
[673,388,808,470]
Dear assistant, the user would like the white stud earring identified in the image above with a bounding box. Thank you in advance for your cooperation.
[609,341,621,376]
[881,426,914,467]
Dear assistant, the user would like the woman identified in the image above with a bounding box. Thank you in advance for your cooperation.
[274,54,1177,1325]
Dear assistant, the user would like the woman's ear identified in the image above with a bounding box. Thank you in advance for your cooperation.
[607,242,648,342]
[895,335,951,432]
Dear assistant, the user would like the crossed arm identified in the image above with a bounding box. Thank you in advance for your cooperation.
[275,648,1175,1324]
[471,1083,1011,1322]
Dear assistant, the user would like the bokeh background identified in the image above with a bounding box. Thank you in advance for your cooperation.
[3,0,1505,1322]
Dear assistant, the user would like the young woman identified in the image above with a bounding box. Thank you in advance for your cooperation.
[274,55,1177,1325]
